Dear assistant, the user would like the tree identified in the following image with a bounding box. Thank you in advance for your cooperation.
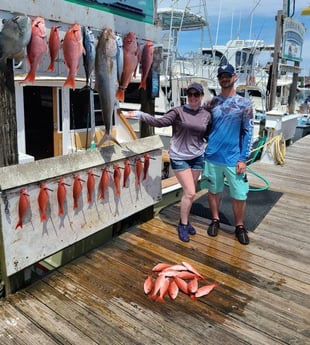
[0,59,18,167]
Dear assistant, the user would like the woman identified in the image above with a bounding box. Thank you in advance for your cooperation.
[125,83,211,242]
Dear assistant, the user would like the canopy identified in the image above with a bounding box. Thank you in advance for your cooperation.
[157,7,208,31]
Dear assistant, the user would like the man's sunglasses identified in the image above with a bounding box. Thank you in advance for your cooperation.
[218,73,234,80]
[187,92,201,98]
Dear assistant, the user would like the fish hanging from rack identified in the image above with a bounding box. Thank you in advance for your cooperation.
[47,25,61,72]
[24,17,48,82]
[135,157,143,186]
[63,23,85,90]
[116,32,139,102]
[139,40,154,90]
[87,170,96,203]
[113,164,121,196]
[82,26,96,87]
[95,27,120,147]
[73,174,83,209]
[143,153,150,180]
[15,188,30,229]
[0,15,32,66]
[115,34,123,86]
[99,167,110,199]
[123,159,131,188]
[38,183,51,222]
[57,178,69,216]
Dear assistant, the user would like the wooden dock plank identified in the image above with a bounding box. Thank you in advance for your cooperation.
[0,135,309,345]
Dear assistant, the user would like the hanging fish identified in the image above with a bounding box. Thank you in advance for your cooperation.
[115,32,139,102]
[47,25,61,72]
[139,40,154,90]
[87,170,96,203]
[123,159,131,188]
[133,41,141,78]
[24,17,48,82]
[95,27,120,147]
[82,26,96,87]
[113,164,121,196]
[57,178,68,216]
[73,174,83,209]
[135,157,143,186]
[115,34,123,85]
[38,183,50,222]
[143,153,150,180]
[63,23,85,90]
[99,167,110,200]
[15,188,30,229]
[0,15,32,65]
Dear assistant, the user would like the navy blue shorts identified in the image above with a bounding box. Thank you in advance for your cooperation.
[170,155,204,171]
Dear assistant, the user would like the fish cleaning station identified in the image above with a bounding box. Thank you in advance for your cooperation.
[0,0,163,293]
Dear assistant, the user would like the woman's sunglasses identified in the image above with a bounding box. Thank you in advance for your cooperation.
[187,92,201,98]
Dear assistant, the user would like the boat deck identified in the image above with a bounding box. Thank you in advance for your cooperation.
[1,136,309,345]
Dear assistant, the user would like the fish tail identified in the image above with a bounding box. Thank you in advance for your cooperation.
[97,133,121,148]
[47,62,54,72]
[40,213,47,222]
[139,80,147,90]
[23,71,36,83]
[87,195,92,203]
[15,220,23,229]
[58,208,64,216]
[73,201,78,210]
[115,88,125,102]
[64,75,76,90]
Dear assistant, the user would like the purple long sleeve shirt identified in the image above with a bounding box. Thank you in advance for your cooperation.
[135,105,211,160]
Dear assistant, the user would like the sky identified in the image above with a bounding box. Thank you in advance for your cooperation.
[158,0,310,76]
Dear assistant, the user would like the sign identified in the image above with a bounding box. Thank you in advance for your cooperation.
[282,18,305,62]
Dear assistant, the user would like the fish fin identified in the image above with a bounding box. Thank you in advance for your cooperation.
[116,88,125,102]
[15,220,23,229]
[23,72,36,83]
[64,76,76,90]
[97,133,121,148]
[40,213,47,222]
[47,63,54,72]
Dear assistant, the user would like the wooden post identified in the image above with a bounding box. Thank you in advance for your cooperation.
[0,59,19,167]
[268,10,283,111]
[288,61,300,114]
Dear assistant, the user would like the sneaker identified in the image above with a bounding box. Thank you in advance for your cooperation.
[177,224,190,242]
[207,219,219,237]
[187,223,196,235]
[235,225,249,245]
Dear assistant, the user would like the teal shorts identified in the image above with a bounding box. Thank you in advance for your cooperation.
[202,161,249,200]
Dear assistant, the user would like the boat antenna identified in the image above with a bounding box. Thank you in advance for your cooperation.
[215,0,222,45]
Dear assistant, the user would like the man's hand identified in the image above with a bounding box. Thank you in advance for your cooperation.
[236,161,246,175]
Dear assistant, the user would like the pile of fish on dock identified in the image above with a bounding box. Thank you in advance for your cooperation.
[144,261,219,302]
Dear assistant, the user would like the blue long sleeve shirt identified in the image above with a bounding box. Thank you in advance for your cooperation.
[205,94,254,166]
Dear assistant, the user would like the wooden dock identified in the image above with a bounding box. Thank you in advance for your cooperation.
[0,136,309,345]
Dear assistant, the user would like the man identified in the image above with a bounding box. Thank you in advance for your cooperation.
[203,64,254,245]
